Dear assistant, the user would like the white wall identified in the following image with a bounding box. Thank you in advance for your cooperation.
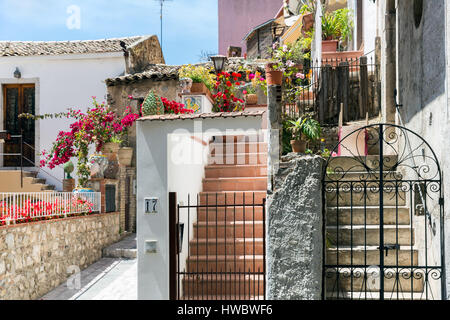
[362,0,377,58]
[136,116,264,300]
[0,52,126,190]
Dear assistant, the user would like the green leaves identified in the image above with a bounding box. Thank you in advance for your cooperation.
[322,9,354,43]
[287,116,321,141]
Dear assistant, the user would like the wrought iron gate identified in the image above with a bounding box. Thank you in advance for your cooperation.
[322,124,445,300]
[170,192,266,300]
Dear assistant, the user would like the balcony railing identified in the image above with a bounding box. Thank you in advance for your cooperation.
[0,192,101,226]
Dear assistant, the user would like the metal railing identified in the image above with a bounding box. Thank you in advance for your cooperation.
[282,55,380,124]
[169,192,266,300]
[0,192,101,225]
[0,132,63,188]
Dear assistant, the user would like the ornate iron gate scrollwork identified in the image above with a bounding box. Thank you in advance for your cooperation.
[322,123,445,300]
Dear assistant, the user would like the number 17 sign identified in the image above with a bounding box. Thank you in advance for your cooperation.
[144,197,159,214]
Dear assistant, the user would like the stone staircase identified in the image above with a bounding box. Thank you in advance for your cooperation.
[324,155,426,300]
[0,170,56,192]
[181,133,267,300]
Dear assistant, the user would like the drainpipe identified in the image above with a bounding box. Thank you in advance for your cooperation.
[381,0,397,123]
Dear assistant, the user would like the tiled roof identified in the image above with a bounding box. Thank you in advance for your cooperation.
[138,110,266,122]
[105,57,268,86]
[0,36,146,57]
[105,64,180,86]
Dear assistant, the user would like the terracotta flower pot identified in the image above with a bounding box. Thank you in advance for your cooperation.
[291,140,307,153]
[265,63,283,86]
[191,82,209,94]
[322,40,339,52]
[102,142,120,155]
[118,147,133,167]
[245,94,258,105]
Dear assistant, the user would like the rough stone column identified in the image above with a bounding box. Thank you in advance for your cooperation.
[381,0,397,124]
[267,85,282,192]
[266,155,323,300]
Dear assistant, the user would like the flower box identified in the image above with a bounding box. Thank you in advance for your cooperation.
[322,40,339,52]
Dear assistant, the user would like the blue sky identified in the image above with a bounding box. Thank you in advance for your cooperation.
[0,0,218,65]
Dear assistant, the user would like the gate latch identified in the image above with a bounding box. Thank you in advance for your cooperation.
[378,244,400,256]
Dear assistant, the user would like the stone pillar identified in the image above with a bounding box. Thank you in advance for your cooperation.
[266,155,323,300]
[62,179,75,192]
[267,85,282,192]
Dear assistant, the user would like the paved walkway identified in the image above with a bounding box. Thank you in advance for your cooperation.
[41,234,137,300]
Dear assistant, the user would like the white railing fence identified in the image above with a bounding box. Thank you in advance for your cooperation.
[0,192,101,225]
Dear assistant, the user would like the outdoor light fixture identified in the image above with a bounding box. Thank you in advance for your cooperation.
[210,55,227,73]
[13,67,21,79]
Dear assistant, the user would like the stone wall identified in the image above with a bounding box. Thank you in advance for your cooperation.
[246,23,273,60]
[0,212,120,300]
[267,155,323,300]
[107,78,179,162]
[128,35,165,73]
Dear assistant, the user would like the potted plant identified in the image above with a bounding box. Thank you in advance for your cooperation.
[36,97,140,187]
[212,71,245,112]
[178,64,215,97]
[265,62,283,86]
[242,71,267,105]
[287,116,321,153]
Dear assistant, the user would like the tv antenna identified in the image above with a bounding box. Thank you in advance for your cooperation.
[154,0,173,48]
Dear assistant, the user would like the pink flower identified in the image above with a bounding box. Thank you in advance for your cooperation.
[282,45,288,52]
[286,60,295,67]
[296,73,305,79]
[332,152,338,157]
[243,90,247,95]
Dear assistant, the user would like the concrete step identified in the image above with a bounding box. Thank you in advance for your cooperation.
[187,255,264,273]
[193,221,264,239]
[326,206,410,225]
[197,206,264,222]
[182,274,264,296]
[210,142,267,155]
[205,164,267,178]
[41,185,56,191]
[327,226,414,246]
[326,155,398,173]
[326,270,425,292]
[326,247,418,266]
[326,188,406,206]
[190,238,264,255]
[23,171,38,178]
[199,191,266,205]
[326,171,382,181]
[102,233,137,259]
[208,152,267,165]
[203,177,267,192]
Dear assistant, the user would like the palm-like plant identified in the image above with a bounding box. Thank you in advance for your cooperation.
[322,9,354,43]
[288,116,321,141]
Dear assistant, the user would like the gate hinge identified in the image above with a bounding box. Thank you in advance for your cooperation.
[439,197,444,206]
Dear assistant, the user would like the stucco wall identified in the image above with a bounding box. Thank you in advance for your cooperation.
[267,155,323,300]
[136,115,264,299]
[0,212,120,300]
[218,0,282,55]
[0,53,127,190]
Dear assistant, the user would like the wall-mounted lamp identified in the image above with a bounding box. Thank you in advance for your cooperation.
[210,55,227,74]
[13,67,21,79]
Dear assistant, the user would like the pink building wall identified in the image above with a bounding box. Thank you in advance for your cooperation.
[218,0,283,55]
